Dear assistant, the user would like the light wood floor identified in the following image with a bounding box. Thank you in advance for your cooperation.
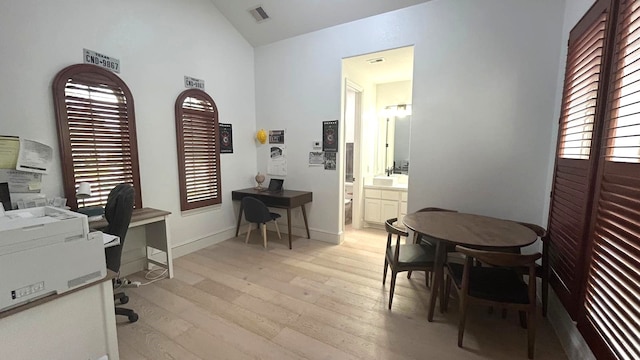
[116,226,568,360]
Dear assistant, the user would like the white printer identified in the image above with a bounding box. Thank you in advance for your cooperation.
[0,206,107,311]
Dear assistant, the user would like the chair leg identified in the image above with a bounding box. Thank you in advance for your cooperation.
[527,307,536,359]
[383,258,389,284]
[458,294,468,348]
[443,274,451,312]
[273,220,282,239]
[519,310,528,329]
[261,223,268,248]
[389,271,398,309]
[407,270,412,279]
[245,223,252,243]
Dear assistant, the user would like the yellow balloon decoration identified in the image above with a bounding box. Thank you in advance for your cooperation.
[256,129,267,144]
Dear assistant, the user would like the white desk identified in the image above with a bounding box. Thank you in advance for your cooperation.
[0,271,119,360]
[91,208,174,278]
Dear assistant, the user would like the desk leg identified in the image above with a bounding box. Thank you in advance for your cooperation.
[287,208,293,249]
[145,217,174,279]
[301,204,310,239]
[428,241,447,322]
[235,202,244,237]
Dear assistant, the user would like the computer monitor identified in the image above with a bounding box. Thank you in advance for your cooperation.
[0,182,11,211]
[267,178,284,193]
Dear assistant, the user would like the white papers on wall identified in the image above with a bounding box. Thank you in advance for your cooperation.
[0,136,20,169]
[16,139,53,174]
[0,136,50,194]
[268,145,287,176]
[0,169,42,193]
[309,152,324,166]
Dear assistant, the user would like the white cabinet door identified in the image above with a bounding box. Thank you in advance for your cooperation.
[364,198,381,223]
[381,200,399,223]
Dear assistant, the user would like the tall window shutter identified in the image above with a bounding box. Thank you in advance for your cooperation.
[578,1,640,358]
[175,89,221,211]
[52,64,143,209]
[548,0,614,318]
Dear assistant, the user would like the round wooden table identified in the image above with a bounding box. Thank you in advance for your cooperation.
[403,211,538,321]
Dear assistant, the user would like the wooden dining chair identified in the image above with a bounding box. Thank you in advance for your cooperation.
[383,218,436,309]
[516,222,549,317]
[489,222,549,318]
[444,245,541,359]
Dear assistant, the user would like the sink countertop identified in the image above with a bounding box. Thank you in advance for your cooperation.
[363,183,408,190]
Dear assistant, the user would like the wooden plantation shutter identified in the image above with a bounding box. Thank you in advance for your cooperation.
[579,0,640,358]
[52,64,142,210]
[547,0,615,318]
[174,89,221,211]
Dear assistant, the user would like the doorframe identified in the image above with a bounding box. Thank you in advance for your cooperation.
[342,79,364,231]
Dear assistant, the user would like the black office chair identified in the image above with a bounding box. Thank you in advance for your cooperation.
[242,196,281,248]
[104,183,138,323]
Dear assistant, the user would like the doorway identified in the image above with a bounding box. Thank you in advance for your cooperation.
[341,46,415,232]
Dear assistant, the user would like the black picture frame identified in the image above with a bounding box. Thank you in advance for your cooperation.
[322,120,338,152]
[219,123,233,153]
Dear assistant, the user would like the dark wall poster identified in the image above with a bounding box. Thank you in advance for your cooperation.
[269,130,285,144]
[219,123,233,153]
[322,120,338,152]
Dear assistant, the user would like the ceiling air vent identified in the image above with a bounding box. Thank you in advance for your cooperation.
[248,6,270,23]
[367,57,385,64]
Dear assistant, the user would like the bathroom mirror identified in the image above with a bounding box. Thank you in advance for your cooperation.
[378,104,411,176]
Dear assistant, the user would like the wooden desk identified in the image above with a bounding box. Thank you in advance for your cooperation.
[0,271,119,359]
[403,211,537,321]
[232,188,313,249]
[91,207,174,278]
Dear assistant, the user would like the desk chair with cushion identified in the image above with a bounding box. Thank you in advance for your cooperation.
[444,245,541,359]
[383,218,436,309]
[242,196,281,248]
[104,183,138,323]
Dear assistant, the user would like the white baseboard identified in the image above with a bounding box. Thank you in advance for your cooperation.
[121,223,341,277]
[546,288,595,360]
[171,227,237,258]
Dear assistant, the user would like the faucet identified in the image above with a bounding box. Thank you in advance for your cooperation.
[386,167,394,176]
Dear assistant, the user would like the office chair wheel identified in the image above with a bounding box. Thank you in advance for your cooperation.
[120,295,129,304]
[128,313,139,323]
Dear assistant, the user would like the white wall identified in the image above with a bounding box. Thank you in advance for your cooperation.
[0,0,257,252]
[255,0,565,239]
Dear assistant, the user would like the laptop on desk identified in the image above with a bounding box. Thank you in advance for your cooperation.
[265,178,284,193]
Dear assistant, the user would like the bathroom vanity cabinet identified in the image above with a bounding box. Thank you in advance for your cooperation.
[363,187,407,226]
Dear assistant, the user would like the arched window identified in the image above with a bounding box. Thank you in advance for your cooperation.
[175,89,221,210]
[52,64,142,209]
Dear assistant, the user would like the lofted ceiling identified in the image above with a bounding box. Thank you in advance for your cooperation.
[343,46,414,85]
[208,0,430,47]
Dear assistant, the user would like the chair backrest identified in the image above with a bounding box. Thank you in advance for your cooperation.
[242,196,272,223]
[456,245,541,304]
[104,184,135,273]
[385,218,409,262]
[516,221,547,239]
[417,207,457,213]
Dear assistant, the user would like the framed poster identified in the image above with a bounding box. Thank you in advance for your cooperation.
[324,151,336,170]
[219,123,233,153]
[269,130,285,144]
[322,120,338,152]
